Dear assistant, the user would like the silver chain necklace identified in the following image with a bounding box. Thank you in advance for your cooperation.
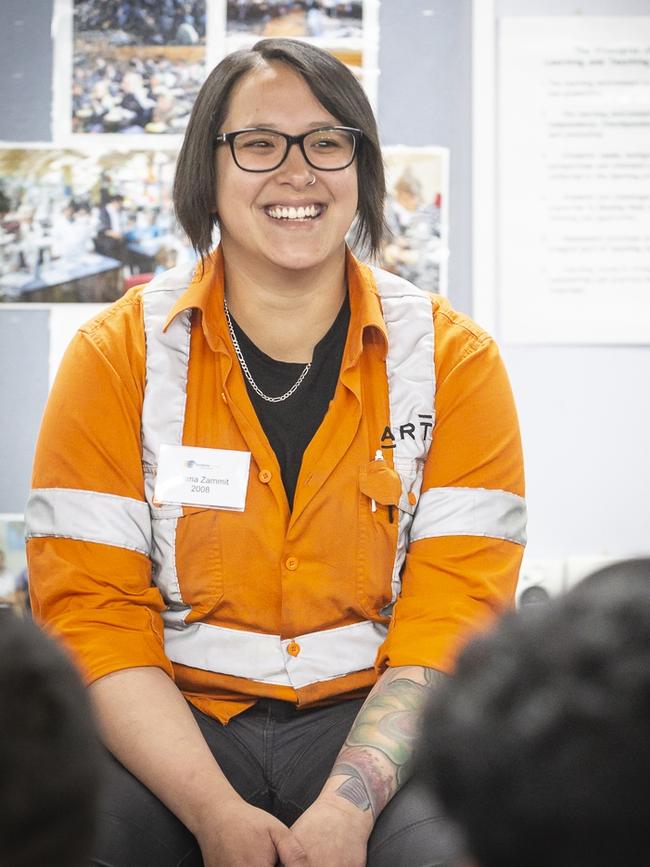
[223,299,312,403]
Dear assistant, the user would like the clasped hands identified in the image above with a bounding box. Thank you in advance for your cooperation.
[198,791,371,867]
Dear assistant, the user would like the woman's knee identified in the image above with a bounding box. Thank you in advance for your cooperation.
[91,753,200,867]
[92,811,200,867]
[367,780,462,867]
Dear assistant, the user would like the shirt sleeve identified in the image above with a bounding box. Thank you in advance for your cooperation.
[376,310,526,674]
[26,298,173,684]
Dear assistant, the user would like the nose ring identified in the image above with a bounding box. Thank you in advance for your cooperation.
[307,174,316,186]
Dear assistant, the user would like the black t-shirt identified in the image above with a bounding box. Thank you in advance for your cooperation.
[229,296,351,509]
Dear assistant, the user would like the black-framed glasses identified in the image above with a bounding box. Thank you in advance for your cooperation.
[214,126,362,172]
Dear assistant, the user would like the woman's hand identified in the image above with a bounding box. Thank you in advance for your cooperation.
[90,669,307,866]
[290,793,372,867]
[197,798,309,867]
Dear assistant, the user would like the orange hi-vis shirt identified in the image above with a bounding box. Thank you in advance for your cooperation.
[26,249,526,723]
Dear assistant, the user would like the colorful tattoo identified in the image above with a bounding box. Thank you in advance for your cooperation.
[334,766,371,812]
[330,666,445,817]
[333,752,393,817]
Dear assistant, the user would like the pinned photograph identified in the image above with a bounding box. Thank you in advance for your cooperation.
[0,147,195,303]
[68,0,208,135]
[225,0,378,105]
[380,147,450,296]
[0,517,28,618]
[226,1,363,40]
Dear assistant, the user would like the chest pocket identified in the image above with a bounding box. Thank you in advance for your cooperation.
[356,459,402,617]
[357,457,425,618]
[172,505,224,618]
[146,457,224,618]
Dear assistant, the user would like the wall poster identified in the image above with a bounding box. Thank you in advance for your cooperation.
[498,17,650,344]
[0,142,447,305]
[0,145,191,304]
[224,0,380,109]
[52,0,210,140]
[380,146,449,296]
[0,515,28,617]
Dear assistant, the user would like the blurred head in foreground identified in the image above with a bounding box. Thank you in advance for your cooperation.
[0,612,101,867]
[415,560,650,867]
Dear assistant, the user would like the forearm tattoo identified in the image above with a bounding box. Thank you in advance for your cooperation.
[331,666,445,818]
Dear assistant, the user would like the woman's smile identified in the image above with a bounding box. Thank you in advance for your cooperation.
[214,60,358,277]
[264,203,325,221]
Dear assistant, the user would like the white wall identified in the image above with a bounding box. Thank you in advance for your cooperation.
[492,0,650,584]
[505,344,650,560]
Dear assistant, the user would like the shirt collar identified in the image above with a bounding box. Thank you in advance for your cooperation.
[162,247,227,352]
[162,245,388,360]
[345,249,388,364]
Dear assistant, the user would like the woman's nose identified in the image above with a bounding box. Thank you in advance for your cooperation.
[277,142,315,185]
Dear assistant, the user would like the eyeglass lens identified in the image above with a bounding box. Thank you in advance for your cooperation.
[232,129,356,171]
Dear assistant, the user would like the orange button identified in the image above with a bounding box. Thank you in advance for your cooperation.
[285,556,299,571]
[287,641,301,657]
[408,491,418,506]
[258,469,272,484]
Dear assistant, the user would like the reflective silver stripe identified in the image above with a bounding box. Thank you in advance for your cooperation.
[141,264,196,605]
[371,267,436,607]
[163,618,387,688]
[410,487,527,546]
[372,267,436,463]
[141,265,195,492]
[25,487,152,556]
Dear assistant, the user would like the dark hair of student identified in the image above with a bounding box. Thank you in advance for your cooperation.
[0,612,102,867]
[414,563,650,867]
[173,38,386,262]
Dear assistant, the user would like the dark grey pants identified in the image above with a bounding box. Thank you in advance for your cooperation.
[92,698,460,867]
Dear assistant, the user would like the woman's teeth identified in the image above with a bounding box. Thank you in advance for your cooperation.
[266,204,322,220]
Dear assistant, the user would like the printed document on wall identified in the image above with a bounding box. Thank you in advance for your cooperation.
[498,17,650,344]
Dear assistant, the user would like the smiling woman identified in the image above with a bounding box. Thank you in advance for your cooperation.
[210,59,360,317]
[174,40,384,268]
[26,37,526,867]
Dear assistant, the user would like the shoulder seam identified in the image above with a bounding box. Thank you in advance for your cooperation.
[434,305,492,356]
[80,295,143,340]
[75,304,145,409]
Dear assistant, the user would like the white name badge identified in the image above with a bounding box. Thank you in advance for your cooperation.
[154,444,251,511]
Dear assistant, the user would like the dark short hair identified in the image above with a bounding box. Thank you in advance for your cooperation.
[174,38,386,262]
[0,612,102,867]
[414,563,650,867]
